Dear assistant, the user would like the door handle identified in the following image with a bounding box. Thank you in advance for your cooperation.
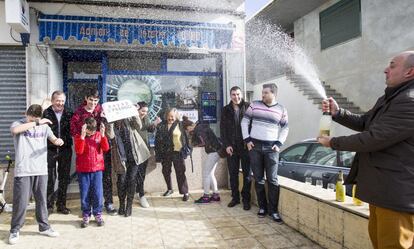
[289,170,295,174]
[322,174,329,178]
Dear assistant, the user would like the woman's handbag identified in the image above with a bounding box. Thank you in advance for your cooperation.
[180,129,194,172]
[179,144,192,159]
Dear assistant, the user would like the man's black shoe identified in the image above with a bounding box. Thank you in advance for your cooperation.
[56,207,71,215]
[270,213,283,223]
[118,207,125,216]
[257,208,267,218]
[105,205,118,216]
[163,190,174,197]
[243,202,251,210]
[227,199,240,208]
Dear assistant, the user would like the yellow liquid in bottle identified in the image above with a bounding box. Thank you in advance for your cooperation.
[335,182,345,202]
[335,171,345,202]
[352,185,363,206]
[319,114,332,137]
[319,129,330,136]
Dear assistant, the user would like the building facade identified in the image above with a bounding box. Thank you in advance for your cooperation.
[0,0,246,193]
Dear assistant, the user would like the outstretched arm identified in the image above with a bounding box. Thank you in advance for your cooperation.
[11,118,53,135]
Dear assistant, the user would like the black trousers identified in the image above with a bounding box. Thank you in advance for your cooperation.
[117,161,140,203]
[103,152,114,207]
[227,151,252,203]
[162,152,189,194]
[135,160,148,197]
[47,147,72,209]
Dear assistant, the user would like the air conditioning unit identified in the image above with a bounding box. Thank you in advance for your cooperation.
[5,0,30,33]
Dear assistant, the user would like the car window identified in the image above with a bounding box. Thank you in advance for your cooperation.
[315,153,337,166]
[280,144,309,162]
[306,144,337,166]
[339,151,355,168]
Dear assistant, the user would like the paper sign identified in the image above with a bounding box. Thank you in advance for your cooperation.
[102,100,138,123]
[177,109,199,123]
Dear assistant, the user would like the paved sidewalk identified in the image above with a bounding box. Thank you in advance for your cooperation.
[0,191,322,249]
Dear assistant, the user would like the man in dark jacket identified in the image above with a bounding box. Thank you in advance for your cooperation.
[220,86,252,210]
[43,91,73,215]
[318,51,414,249]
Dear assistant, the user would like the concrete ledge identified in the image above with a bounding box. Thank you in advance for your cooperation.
[247,175,372,249]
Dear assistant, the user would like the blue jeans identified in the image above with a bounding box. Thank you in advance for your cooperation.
[249,142,280,214]
[78,171,103,216]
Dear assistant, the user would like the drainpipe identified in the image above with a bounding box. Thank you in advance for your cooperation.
[243,47,247,100]
[223,52,228,104]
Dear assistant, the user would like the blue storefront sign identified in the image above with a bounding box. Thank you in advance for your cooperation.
[38,14,234,50]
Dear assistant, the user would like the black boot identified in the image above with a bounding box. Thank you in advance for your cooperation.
[118,200,126,216]
[125,199,133,217]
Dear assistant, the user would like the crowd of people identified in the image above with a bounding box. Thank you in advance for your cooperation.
[7,50,414,248]
[9,81,288,244]
[7,83,288,245]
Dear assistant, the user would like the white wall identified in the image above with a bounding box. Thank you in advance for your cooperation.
[26,44,49,105]
[293,0,414,111]
[224,52,245,103]
[0,2,21,45]
[253,75,354,148]
[48,47,63,93]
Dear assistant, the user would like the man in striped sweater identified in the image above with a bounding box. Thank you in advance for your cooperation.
[241,83,288,223]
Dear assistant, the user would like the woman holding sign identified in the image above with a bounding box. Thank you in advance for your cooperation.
[155,108,191,201]
[106,113,151,217]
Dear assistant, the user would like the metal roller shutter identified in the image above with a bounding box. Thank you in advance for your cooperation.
[0,46,26,164]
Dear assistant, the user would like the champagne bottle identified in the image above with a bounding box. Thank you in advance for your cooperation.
[335,171,345,202]
[352,185,363,206]
[319,110,332,136]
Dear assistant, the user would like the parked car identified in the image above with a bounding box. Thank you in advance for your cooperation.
[278,139,355,195]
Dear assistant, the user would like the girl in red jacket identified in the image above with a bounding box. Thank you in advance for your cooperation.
[74,117,109,228]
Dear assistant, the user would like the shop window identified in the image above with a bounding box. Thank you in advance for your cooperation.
[67,61,101,79]
[320,0,361,50]
[167,57,218,72]
[106,74,222,134]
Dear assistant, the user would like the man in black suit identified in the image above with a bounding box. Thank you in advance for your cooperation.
[43,91,73,214]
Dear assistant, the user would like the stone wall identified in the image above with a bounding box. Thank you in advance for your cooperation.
[247,175,372,249]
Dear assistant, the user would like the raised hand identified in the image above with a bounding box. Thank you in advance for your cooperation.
[154,117,162,126]
[100,123,106,136]
[322,97,339,115]
[81,124,87,139]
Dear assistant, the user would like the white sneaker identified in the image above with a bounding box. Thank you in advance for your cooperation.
[140,196,150,208]
[39,228,59,237]
[8,232,19,245]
